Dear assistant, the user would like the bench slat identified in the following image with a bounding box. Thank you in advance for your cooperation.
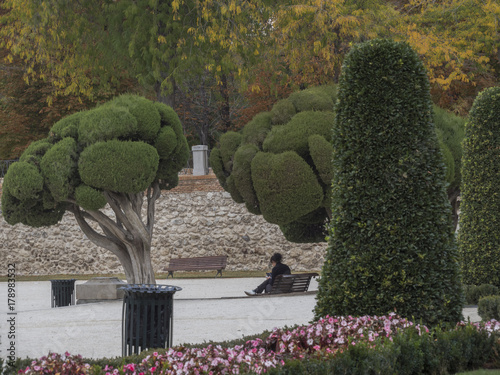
[269,273,318,294]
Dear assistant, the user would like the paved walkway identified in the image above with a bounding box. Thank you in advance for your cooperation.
[0,278,480,360]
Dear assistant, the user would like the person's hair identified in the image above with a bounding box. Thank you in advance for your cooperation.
[270,253,283,263]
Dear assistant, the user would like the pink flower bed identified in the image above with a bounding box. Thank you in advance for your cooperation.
[19,315,500,375]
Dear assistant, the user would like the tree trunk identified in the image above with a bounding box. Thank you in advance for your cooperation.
[219,74,232,132]
[155,80,176,109]
[68,183,161,284]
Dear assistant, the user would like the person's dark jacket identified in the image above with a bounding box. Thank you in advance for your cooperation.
[270,262,291,285]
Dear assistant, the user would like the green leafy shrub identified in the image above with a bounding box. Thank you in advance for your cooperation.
[263,111,334,158]
[49,111,84,140]
[155,126,177,159]
[40,137,78,201]
[2,161,43,200]
[2,95,187,227]
[211,85,337,243]
[78,106,138,145]
[465,284,500,305]
[19,139,53,165]
[232,144,261,214]
[242,112,273,145]
[308,134,334,186]
[459,87,500,288]
[270,99,296,125]
[315,39,463,326]
[251,151,324,224]
[478,295,500,321]
[108,94,161,141]
[75,184,107,210]
[218,131,242,171]
[79,140,159,193]
[287,86,335,112]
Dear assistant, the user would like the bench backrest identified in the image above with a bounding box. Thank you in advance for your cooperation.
[270,273,319,294]
[168,256,227,270]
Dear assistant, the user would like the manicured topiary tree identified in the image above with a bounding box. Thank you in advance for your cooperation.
[314,39,463,325]
[458,87,500,288]
[1,95,190,284]
[211,85,337,243]
[211,84,464,244]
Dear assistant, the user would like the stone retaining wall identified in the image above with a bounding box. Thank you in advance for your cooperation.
[0,175,327,276]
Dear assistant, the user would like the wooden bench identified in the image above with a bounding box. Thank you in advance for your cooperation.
[250,273,319,296]
[165,255,228,278]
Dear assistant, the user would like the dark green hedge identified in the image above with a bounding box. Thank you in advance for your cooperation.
[459,86,500,288]
[315,39,463,326]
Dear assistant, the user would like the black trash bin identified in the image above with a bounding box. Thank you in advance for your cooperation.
[121,284,182,356]
[50,279,76,308]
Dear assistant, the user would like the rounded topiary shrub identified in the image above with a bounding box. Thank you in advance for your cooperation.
[458,87,500,288]
[2,95,188,227]
[315,39,463,326]
[210,85,337,243]
[477,295,500,321]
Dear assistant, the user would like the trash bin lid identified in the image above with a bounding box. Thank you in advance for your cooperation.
[119,284,182,294]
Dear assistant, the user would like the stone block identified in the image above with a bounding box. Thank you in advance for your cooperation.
[76,277,127,304]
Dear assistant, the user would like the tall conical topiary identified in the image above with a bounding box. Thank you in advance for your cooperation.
[315,39,463,326]
[459,87,500,288]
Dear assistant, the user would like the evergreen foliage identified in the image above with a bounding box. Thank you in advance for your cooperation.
[210,85,337,243]
[459,87,500,288]
[78,106,138,145]
[74,185,107,211]
[50,112,84,141]
[2,94,186,227]
[478,295,500,321]
[315,39,463,326]
[108,95,161,141]
[211,82,464,244]
[40,137,78,202]
[251,151,324,225]
[79,140,159,194]
[263,111,335,158]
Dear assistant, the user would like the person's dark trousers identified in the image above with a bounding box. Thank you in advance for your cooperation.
[255,279,273,294]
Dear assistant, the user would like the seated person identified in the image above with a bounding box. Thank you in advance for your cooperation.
[245,253,291,295]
